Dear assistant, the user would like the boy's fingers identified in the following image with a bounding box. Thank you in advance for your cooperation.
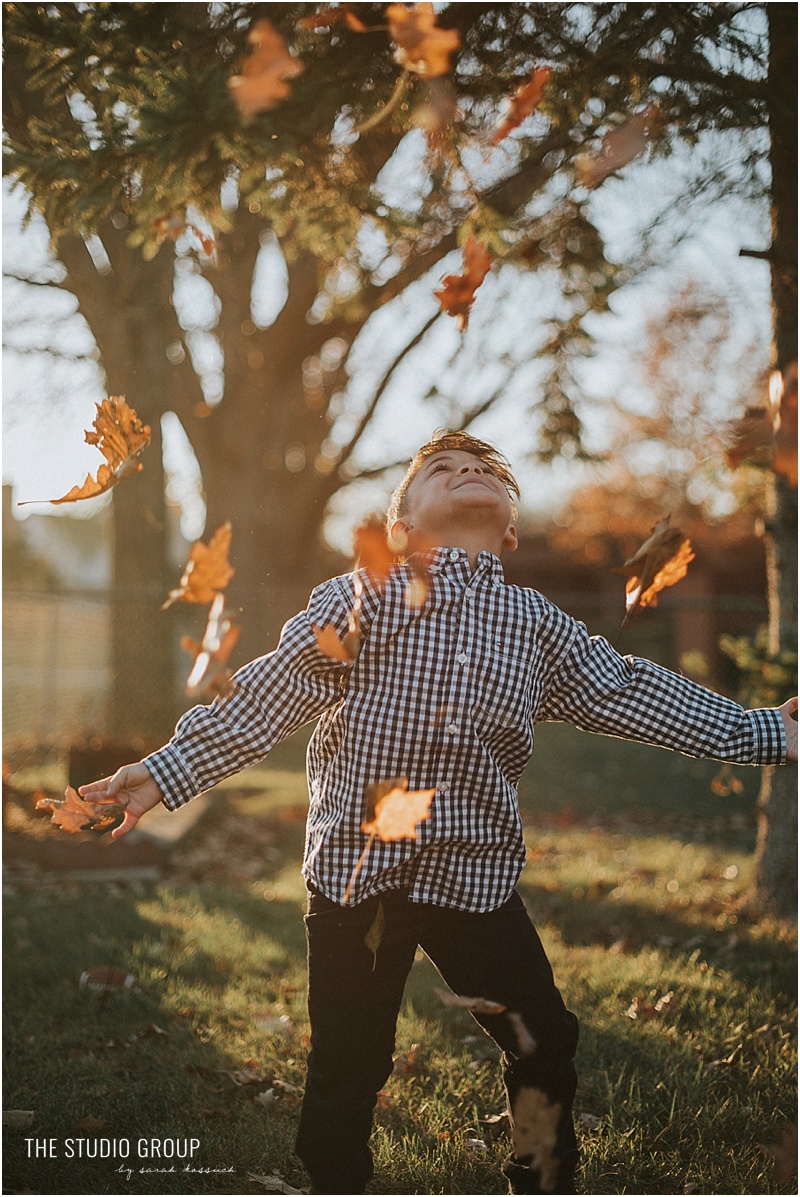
[111,810,140,840]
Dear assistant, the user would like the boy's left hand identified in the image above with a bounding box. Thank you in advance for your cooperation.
[779,696,798,763]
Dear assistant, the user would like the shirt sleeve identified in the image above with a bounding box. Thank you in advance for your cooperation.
[536,621,786,766]
[143,575,359,809]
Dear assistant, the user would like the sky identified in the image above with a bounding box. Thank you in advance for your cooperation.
[2,123,773,555]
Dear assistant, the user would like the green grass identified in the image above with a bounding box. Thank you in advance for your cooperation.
[3,725,796,1195]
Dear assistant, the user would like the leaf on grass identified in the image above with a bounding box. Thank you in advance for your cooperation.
[490,67,552,145]
[362,778,436,841]
[20,396,150,506]
[72,1114,108,1135]
[2,1111,35,1129]
[182,593,241,701]
[760,1122,798,1185]
[79,966,137,994]
[246,1174,308,1195]
[364,900,386,969]
[227,1059,273,1086]
[506,1010,537,1056]
[510,1086,561,1192]
[386,3,460,78]
[575,105,660,188]
[392,1043,423,1075]
[36,786,127,835]
[578,1111,603,1131]
[163,521,234,608]
[254,1088,279,1109]
[228,19,304,120]
[434,988,507,1015]
[617,516,695,629]
[625,990,676,1020]
[434,237,492,331]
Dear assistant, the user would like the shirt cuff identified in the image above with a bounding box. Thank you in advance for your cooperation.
[143,743,200,811]
[748,708,786,765]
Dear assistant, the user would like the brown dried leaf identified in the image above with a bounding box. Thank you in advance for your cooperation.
[183,593,241,701]
[79,967,137,994]
[20,397,150,506]
[434,237,492,330]
[313,623,359,662]
[364,900,386,968]
[617,516,695,628]
[434,988,507,1015]
[490,66,553,146]
[575,105,660,188]
[2,1111,35,1129]
[36,786,127,835]
[510,1086,561,1191]
[353,516,398,586]
[163,521,235,608]
[392,1043,423,1075]
[725,406,774,471]
[228,19,304,120]
[386,3,460,78]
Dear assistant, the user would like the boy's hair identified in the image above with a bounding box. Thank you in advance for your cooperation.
[386,430,520,533]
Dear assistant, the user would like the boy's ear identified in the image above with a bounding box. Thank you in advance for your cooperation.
[502,524,518,554]
[389,519,412,553]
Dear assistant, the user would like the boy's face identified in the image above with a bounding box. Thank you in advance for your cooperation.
[391,449,518,554]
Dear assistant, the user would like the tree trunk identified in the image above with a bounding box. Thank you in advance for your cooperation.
[750,4,798,918]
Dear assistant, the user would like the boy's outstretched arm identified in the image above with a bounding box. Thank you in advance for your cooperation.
[79,764,164,839]
[779,696,798,762]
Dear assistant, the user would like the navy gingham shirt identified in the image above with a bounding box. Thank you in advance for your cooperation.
[144,547,785,912]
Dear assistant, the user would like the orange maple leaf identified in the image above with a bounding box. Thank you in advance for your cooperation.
[35,786,127,835]
[228,19,304,120]
[343,778,436,902]
[182,593,241,700]
[313,622,360,662]
[490,66,553,146]
[618,516,695,629]
[575,105,660,188]
[20,397,150,506]
[386,3,460,78]
[434,237,493,331]
[163,521,235,608]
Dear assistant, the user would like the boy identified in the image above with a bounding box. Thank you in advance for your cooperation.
[81,431,797,1196]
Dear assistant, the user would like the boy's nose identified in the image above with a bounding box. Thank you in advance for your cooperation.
[458,462,484,474]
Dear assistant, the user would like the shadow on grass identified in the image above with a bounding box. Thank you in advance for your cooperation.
[2,885,310,1195]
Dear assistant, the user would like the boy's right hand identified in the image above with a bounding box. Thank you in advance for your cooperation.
[79,764,164,839]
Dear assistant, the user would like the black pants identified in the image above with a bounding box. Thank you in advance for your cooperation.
[295,887,579,1194]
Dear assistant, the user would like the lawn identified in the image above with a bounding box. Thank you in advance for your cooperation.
[3,725,796,1196]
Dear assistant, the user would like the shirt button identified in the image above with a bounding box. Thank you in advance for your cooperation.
[438,782,450,793]
[457,652,467,665]
[449,549,460,561]
[464,587,473,598]
[447,723,458,735]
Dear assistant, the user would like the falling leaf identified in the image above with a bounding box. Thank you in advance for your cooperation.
[490,66,553,145]
[725,406,775,471]
[575,105,660,188]
[2,1111,35,1129]
[760,1123,798,1185]
[434,988,507,1015]
[296,7,366,32]
[510,1086,561,1192]
[79,966,137,994]
[313,623,359,662]
[36,787,127,835]
[254,1088,279,1108]
[163,521,235,608]
[227,1058,272,1086]
[617,516,695,629]
[434,237,492,330]
[506,1010,538,1055]
[362,778,436,841]
[353,516,398,586]
[386,3,460,78]
[392,1043,423,1075]
[20,397,150,506]
[364,900,386,969]
[228,19,304,120]
[578,1111,603,1131]
[182,593,241,701]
